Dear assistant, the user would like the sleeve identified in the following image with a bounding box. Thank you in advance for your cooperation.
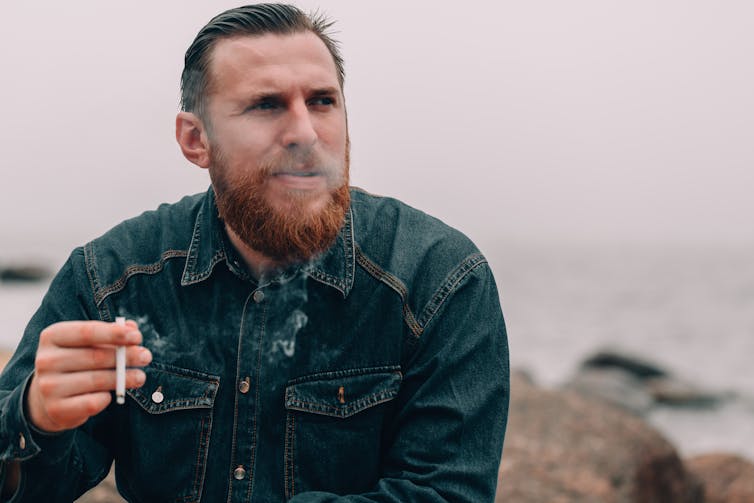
[0,248,114,502]
[291,261,510,502]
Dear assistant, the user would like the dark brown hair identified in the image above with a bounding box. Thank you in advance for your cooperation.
[180,3,344,120]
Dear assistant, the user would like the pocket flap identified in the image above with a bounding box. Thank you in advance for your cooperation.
[128,362,220,414]
[285,366,402,418]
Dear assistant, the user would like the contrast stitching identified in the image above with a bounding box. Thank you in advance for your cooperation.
[84,244,110,321]
[418,253,487,329]
[284,412,292,500]
[226,290,254,503]
[291,413,296,498]
[182,249,225,285]
[307,207,355,296]
[247,297,268,500]
[94,249,189,306]
[197,407,214,503]
[286,391,399,418]
[354,246,422,338]
[286,366,401,385]
[188,414,209,502]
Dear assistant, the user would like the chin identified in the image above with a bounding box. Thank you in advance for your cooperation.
[269,189,331,214]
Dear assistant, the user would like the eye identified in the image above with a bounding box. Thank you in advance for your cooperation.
[308,96,336,107]
[246,98,282,112]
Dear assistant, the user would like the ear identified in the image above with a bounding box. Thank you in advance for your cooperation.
[176,111,210,168]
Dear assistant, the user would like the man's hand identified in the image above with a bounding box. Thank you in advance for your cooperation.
[27,320,152,433]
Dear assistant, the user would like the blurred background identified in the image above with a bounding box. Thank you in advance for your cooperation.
[1,1,753,460]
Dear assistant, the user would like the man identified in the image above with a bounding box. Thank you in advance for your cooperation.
[0,4,509,501]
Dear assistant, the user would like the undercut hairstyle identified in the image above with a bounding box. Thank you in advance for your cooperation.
[180,3,344,122]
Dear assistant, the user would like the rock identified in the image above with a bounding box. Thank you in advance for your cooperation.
[646,376,725,407]
[496,371,704,502]
[563,367,654,415]
[578,349,728,409]
[686,453,754,503]
[74,465,125,502]
[0,264,51,282]
[582,349,669,379]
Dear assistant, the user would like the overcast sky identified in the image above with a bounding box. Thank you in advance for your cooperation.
[1,1,752,259]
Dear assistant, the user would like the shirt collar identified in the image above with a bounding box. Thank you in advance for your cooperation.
[181,187,355,298]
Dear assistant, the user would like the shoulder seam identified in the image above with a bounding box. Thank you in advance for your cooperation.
[417,253,488,329]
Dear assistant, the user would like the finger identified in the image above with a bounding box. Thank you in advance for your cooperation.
[37,346,152,373]
[40,321,142,348]
[36,369,147,399]
[43,392,113,431]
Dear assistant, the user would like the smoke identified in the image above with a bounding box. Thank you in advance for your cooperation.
[117,308,172,357]
[265,267,311,364]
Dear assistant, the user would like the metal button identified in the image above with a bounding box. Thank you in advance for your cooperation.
[151,387,164,404]
[252,290,264,303]
[239,378,250,394]
[18,433,25,450]
[233,465,246,480]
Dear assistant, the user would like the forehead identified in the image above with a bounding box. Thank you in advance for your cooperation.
[207,31,340,95]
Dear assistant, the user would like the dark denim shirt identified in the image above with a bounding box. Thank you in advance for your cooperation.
[0,187,509,502]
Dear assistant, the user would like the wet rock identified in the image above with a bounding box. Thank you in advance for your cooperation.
[577,349,728,409]
[496,371,704,502]
[0,264,51,282]
[563,367,653,415]
[582,349,668,378]
[686,453,754,503]
[646,376,724,407]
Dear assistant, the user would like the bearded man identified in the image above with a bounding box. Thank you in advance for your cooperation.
[0,4,509,502]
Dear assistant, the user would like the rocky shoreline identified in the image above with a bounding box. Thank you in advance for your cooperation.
[497,349,754,502]
[1,349,751,502]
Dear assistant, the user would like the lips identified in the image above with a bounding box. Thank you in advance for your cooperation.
[274,171,320,177]
[270,170,327,191]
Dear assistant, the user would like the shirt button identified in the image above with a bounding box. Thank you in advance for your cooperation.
[151,387,164,404]
[252,290,264,303]
[239,378,250,394]
[233,465,246,480]
[18,433,25,450]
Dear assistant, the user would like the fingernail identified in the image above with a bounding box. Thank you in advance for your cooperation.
[140,348,152,365]
[125,330,141,341]
[136,371,146,385]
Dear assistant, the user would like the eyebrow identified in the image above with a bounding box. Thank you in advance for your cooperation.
[308,87,340,97]
[245,86,339,102]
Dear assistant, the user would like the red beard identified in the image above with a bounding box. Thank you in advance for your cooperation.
[210,145,350,265]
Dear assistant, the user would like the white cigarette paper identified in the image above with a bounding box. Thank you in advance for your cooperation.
[115,317,126,405]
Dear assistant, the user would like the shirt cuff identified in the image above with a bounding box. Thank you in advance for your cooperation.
[0,373,74,465]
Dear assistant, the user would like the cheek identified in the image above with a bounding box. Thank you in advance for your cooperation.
[321,121,348,152]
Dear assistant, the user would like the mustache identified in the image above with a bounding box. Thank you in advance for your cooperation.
[260,147,345,186]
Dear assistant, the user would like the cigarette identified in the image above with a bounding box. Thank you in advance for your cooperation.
[115,316,126,405]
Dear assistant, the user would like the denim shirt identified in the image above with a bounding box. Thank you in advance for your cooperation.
[0,187,509,502]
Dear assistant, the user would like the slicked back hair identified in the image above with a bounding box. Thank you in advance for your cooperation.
[180,3,344,123]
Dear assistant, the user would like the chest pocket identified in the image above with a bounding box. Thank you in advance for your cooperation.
[283,366,402,499]
[120,362,219,503]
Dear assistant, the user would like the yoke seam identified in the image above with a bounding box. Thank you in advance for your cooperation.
[91,249,189,306]
[354,246,422,338]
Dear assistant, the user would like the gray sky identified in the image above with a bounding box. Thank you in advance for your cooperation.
[2,1,753,259]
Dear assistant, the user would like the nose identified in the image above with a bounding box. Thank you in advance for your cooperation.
[280,100,317,149]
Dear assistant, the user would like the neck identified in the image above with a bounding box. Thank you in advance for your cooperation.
[224,224,281,279]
